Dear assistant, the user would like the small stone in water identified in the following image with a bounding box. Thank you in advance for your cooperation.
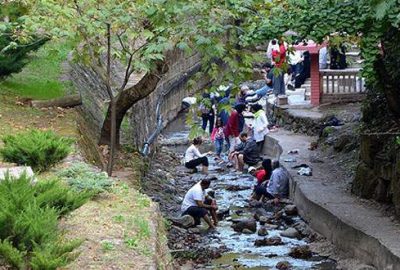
[258,216,269,225]
[242,228,254,234]
[265,224,279,230]
[284,205,298,215]
[257,226,269,236]
[280,227,300,239]
[276,261,292,270]
[289,245,312,259]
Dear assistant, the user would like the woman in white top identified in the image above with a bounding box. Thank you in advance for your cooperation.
[184,137,209,173]
[251,104,269,153]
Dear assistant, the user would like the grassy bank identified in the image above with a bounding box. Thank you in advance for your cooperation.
[0,40,73,100]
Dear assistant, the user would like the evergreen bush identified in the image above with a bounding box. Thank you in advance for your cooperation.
[0,173,93,269]
[0,130,73,172]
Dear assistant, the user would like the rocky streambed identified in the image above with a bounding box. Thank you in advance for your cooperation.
[141,116,338,269]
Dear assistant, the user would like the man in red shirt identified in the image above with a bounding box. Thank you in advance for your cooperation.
[224,103,246,153]
[272,37,287,96]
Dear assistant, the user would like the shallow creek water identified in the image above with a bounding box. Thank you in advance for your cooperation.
[161,114,336,270]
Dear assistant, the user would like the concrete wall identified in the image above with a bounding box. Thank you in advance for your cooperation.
[69,49,208,150]
[127,50,207,149]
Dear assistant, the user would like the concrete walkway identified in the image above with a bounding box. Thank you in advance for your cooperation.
[269,129,400,270]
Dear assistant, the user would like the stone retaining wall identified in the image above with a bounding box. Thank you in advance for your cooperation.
[69,49,207,150]
[352,133,400,216]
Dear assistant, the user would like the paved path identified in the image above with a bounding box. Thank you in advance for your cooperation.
[269,129,400,270]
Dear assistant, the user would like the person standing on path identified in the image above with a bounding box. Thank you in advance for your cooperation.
[199,93,215,134]
[251,103,269,153]
[272,38,287,96]
[224,103,246,153]
[184,137,210,174]
[181,179,218,229]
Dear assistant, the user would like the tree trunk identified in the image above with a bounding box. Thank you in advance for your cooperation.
[107,98,116,176]
[99,60,168,146]
[31,94,82,108]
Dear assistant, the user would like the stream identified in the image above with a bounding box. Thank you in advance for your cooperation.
[155,113,337,270]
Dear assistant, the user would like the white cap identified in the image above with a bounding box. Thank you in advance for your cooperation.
[248,166,256,173]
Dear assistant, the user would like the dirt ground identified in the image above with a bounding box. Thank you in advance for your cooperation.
[0,93,171,270]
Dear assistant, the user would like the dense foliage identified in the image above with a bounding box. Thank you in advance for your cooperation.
[0,2,47,79]
[0,173,92,269]
[0,130,73,172]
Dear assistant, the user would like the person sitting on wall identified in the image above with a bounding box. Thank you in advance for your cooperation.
[253,160,290,204]
[230,132,261,172]
[181,179,218,229]
[184,137,210,174]
[245,63,274,103]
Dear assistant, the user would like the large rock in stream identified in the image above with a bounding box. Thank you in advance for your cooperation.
[254,236,284,247]
[231,219,257,233]
[280,227,301,239]
[169,215,195,229]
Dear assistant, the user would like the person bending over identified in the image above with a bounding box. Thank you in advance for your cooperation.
[181,179,218,229]
[184,137,210,174]
[250,159,272,200]
[254,160,290,204]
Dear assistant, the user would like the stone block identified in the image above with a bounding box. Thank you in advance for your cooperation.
[0,166,36,183]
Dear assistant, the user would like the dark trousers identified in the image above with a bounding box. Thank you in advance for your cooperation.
[182,206,208,226]
[185,156,209,169]
[254,185,275,199]
[201,112,215,134]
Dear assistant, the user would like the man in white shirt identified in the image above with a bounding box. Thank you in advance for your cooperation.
[181,179,218,229]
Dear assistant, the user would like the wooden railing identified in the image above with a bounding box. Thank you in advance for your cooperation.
[320,68,365,94]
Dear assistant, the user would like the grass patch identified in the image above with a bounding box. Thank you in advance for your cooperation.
[0,173,93,269]
[0,40,74,100]
[0,129,73,172]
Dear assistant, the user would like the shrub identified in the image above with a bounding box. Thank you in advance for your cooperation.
[0,240,26,269]
[35,179,94,215]
[57,162,113,193]
[0,130,73,172]
[0,172,91,268]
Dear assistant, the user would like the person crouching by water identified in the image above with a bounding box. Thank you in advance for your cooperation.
[181,179,218,230]
[184,137,210,174]
[253,160,290,204]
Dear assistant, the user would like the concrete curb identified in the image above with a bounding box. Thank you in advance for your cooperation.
[267,130,400,270]
[292,179,400,270]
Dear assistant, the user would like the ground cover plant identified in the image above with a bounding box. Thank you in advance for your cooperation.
[57,162,113,194]
[0,129,73,172]
[0,172,93,269]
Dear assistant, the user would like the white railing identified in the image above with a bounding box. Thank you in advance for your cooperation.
[320,68,365,94]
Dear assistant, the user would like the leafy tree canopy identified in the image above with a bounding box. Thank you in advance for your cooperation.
[0,1,46,79]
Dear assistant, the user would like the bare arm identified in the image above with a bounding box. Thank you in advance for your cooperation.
[195,200,215,209]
